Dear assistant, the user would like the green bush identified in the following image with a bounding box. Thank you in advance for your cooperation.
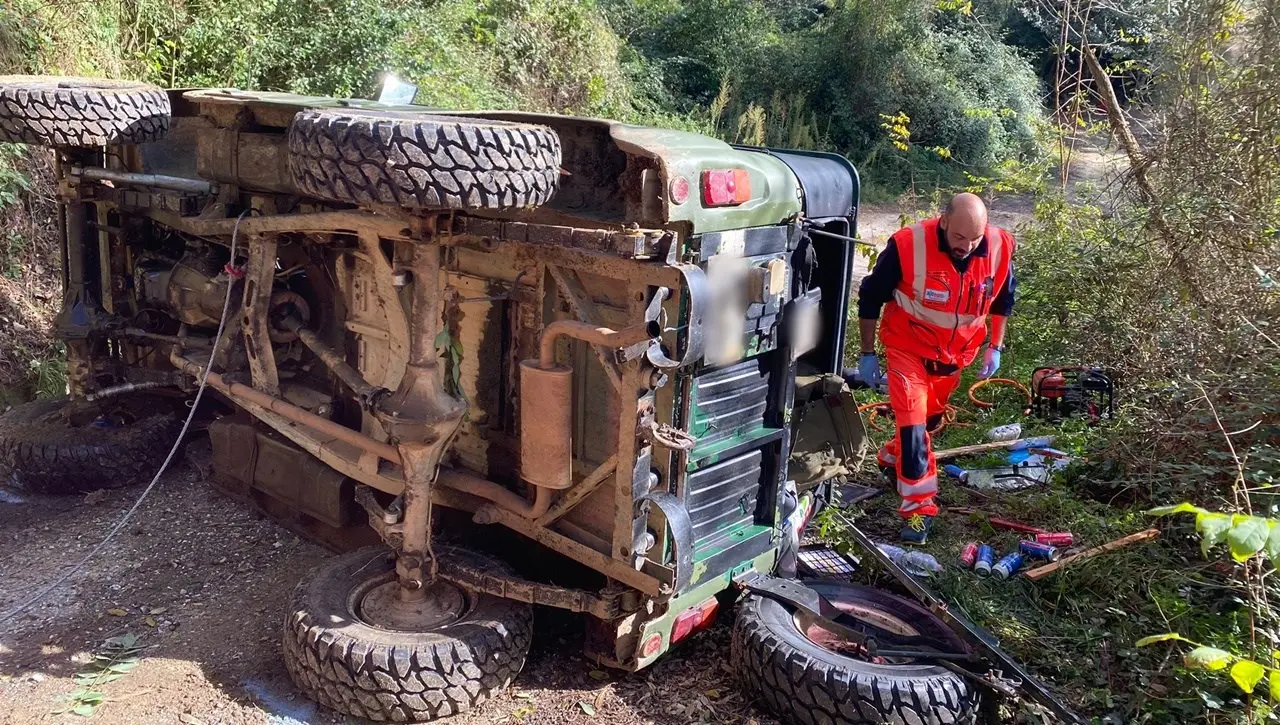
[7,0,642,118]
[6,0,1048,187]
[606,0,1046,190]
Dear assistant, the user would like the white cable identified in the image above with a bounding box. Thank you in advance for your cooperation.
[0,209,251,626]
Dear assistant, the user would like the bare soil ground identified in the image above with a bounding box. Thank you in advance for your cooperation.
[0,438,778,725]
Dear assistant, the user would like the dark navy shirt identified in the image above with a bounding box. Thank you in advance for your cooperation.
[857,228,1016,319]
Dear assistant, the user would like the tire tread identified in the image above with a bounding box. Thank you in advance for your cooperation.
[0,396,184,493]
[287,109,560,212]
[0,76,169,146]
[730,586,981,725]
[282,547,532,722]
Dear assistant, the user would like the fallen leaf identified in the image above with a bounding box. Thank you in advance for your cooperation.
[83,490,108,505]
[593,689,607,710]
[144,616,157,628]
[704,689,721,698]
[577,701,596,716]
[148,607,167,615]
[587,669,609,681]
[106,608,127,617]
[512,691,534,700]
[94,673,125,685]
[179,714,206,725]
[105,634,140,649]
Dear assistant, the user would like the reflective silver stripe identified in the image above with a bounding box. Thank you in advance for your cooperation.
[910,223,927,302]
[899,498,933,513]
[897,474,939,498]
[987,225,1000,273]
[892,290,983,328]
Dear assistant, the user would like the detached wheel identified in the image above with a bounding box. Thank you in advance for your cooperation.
[283,546,533,722]
[0,394,186,494]
[287,108,561,211]
[732,581,981,725]
[0,75,170,147]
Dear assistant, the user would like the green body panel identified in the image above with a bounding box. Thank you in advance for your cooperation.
[181,90,803,234]
[688,422,772,464]
[609,124,802,233]
[634,548,777,670]
[689,523,773,585]
[686,349,784,464]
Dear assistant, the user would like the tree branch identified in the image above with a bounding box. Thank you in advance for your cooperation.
[1081,44,1207,304]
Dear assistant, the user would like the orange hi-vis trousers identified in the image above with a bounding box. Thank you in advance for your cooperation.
[875,348,961,518]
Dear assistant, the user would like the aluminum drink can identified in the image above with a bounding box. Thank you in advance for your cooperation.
[1019,540,1060,561]
[1035,532,1075,547]
[959,542,979,568]
[993,552,1025,579]
[975,545,995,575]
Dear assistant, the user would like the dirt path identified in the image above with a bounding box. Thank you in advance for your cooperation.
[0,438,776,725]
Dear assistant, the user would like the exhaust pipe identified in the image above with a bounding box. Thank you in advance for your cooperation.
[521,320,658,491]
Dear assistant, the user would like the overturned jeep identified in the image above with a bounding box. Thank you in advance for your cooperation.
[0,76,982,724]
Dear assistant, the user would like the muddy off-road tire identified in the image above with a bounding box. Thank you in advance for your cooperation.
[283,546,533,722]
[0,76,170,147]
[0,394,185,494]
[732,581,981,725]
[286,108,561,211]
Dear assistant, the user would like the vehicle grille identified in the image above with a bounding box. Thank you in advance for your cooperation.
[688,357,770,455]
[686,448,764,542]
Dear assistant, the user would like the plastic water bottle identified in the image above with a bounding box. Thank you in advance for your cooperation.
[876,543,943,577]
[987,422,1022,442]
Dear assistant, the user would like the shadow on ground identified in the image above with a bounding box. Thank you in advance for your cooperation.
[0,436,777,725]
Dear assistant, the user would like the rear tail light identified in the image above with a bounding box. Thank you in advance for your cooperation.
[640,633,663,658]
[669,175,691,205]
[701,169,751,207]
[671,597,719,644]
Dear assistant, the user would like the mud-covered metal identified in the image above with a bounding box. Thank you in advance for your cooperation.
[518,361,574,490]
[438,555,635,620]
[279,311,388,410]
[181,89,805,234]
[373,242,466,593]
[639,492,694,592]
[241,234,281,396]
[644,264,709,369]
[536,456,618,526]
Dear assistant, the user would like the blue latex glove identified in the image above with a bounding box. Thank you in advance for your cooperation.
[859,353,882,387]
[979,347,1001,379]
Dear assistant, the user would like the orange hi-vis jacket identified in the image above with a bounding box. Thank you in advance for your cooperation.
[879,217,1015,367]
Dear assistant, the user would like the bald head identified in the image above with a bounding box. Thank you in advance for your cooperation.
[940,193,988,261]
